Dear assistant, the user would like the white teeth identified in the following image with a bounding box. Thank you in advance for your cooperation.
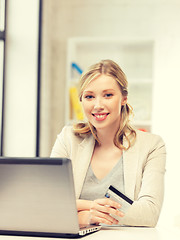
[96,115,105,118]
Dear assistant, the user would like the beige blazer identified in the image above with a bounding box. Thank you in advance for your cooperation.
[51,126,166,227]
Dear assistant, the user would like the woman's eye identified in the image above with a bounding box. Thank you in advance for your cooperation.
[105,93,113,98]
[85,95,94,99]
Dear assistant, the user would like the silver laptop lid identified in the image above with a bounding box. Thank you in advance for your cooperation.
[0,157,80,236]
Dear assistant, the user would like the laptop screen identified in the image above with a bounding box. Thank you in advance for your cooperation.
[0,157,79,235]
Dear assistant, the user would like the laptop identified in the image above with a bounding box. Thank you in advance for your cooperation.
[0,157,101,238]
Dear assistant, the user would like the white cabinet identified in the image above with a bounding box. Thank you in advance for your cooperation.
[66,37,154,132]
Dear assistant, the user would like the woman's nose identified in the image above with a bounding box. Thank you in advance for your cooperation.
[94,98,104,111]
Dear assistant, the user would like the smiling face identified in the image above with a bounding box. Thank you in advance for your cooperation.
[81,74,127,132]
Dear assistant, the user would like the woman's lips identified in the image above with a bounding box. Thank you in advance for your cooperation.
[92,113,109,121]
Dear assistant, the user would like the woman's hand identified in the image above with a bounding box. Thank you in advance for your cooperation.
[89,198,124,225]
[77,198,124,226]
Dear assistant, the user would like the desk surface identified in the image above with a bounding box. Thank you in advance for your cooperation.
[0,226,180,240]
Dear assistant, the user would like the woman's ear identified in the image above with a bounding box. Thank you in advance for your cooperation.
[122,96,127,106]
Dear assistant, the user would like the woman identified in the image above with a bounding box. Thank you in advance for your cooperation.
[51,59,166,227]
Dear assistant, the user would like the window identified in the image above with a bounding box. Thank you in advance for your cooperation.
[0,0,6,155]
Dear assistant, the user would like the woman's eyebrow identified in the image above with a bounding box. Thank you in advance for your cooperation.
[83,89,116,94]
[83,90,94,94]
[103,89,116,92]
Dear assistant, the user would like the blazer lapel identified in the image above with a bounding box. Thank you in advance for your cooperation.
[123,138,139,200]
[73,135,95,198]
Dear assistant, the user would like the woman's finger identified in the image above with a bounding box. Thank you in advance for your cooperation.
[89,208,119,225]
[94,198,121,209]
[91,198,124,218]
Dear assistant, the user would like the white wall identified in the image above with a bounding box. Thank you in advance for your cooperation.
[153,37,180,226]
[3,0,39,156]
[150,3,180,226]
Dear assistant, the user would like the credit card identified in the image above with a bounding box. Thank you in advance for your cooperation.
[105,185,133,213]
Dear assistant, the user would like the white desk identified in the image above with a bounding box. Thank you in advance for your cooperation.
[0,226,179,240]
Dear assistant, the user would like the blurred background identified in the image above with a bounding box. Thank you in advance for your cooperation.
[0,0,180,228]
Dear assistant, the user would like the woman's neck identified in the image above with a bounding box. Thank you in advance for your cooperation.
[94,117,121,148]
[96,127,117,148]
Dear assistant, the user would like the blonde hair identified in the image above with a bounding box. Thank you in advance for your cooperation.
[73,59,136,150]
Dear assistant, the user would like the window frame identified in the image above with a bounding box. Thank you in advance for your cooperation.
[0,0,7,155]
